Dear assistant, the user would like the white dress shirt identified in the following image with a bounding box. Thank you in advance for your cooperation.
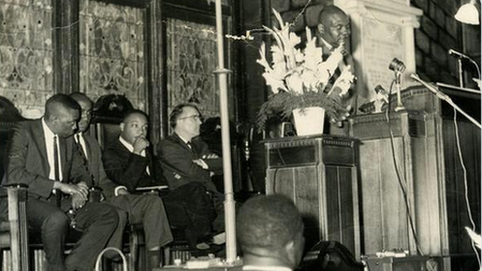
[42,118,63,181]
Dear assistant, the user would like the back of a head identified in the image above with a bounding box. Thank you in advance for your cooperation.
[299,241,364,271]
[44,94,80,120]
[237,195,303,253]
[70,92,92,104]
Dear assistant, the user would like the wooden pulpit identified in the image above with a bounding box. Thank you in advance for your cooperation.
[350,85,480,271]
[264,135,361,258]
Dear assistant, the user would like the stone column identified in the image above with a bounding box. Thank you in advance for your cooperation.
[335,0,422,105]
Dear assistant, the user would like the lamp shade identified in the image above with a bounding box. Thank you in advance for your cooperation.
[454,1,480,25]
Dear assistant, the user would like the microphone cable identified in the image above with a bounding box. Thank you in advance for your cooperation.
[453,109,481,267]
[385,80,425,258]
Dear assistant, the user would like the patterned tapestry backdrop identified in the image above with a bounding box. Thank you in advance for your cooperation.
[0,0,54,118]
[166,18,219,119]
[79,0,147,111]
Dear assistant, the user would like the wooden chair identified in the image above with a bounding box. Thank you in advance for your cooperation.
[0,96,29,271]
[0,184,29,271]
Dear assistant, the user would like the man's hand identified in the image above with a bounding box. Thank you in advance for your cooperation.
[193,159,209,169]
[202,153,219,159]
[71,193,86,210]
[133,136,150,154]
[117,187,130,196]
[54,182,89,199]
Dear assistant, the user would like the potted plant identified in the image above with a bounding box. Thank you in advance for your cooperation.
[256,9,355,136]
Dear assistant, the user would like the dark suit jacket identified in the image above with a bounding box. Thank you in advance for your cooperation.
[4,119,90,200]
[102,138,166,193]
[157,133,222,192]
[81,134,117,199]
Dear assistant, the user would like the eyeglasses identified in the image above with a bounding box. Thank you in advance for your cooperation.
[178,115,203,122]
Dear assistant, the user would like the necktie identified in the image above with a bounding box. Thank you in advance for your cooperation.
[75,134,96,187]
[53,135,60,182]
[75,135,88,163]
[53,135,61,206]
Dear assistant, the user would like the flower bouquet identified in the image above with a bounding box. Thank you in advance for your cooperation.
[256,9,355,134]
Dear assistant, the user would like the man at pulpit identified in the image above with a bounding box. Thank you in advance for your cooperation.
[237,195,305,271]
[317,5,357,135]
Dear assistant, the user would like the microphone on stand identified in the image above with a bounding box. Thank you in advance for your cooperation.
[448,49,481,88]
[410,73,481,129]
[449,49,473,60]
[388,58,406,111]
[374,85,389,102]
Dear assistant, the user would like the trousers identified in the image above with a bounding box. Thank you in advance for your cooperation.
[108,193,173,250]
[162,182,216,248]
[27,198,119,271]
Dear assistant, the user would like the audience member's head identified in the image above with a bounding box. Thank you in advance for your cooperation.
[169,103,203,140]
[120,110,149,145]
[299,241,364,271]
[44,94,81,138]
[70,92,93,133]
[317,5,350,54]
[237,195,305,270]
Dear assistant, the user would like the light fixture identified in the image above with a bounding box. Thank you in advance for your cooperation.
[454,0,480,25]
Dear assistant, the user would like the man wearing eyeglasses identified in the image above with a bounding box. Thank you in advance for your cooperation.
[157,103,224,252]
[158,103,222,193]
[103,106,220,253]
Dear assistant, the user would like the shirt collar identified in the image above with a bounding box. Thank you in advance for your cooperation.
[119,136,134,153]
[42,117,56,139]
[319,37,334,51]
[176,133,191,145]
[119,136,146,157]
[242,265,292,271]
[74,133,83,142]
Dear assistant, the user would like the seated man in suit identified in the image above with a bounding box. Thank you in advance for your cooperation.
[3,94,120,271]
[157,103,225,230]
[103,109,217,253]
[237,195,305,271]
[157,104,223,194]
[70,93,173,269]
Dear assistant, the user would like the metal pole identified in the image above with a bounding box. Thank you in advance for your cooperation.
[214,0,237,264]
[411,73,481,128]
[457,58,464,88]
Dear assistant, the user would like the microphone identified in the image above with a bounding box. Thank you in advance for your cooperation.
[388,58,406,74]
[448,49,471,59]
[388,58,406,111]
[448,49,481,87]
[374,85,389,103]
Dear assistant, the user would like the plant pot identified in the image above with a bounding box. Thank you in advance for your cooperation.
[292,107,325,136]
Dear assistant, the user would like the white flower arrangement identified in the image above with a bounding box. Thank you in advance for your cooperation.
[256,9,355,131]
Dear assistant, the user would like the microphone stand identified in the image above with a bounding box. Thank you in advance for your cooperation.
[411,73,481,129]
[457,58,464,88]
[394,71,405,112]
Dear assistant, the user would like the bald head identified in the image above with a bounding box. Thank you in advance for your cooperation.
[44,94,80,137]
[317,5,350,50]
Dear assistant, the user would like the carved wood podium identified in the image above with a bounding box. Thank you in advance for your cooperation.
[264,135,360,258]
[350,86,481,271]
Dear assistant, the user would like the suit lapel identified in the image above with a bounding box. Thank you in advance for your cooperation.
[172,133,197,157]
[31,120,50,175]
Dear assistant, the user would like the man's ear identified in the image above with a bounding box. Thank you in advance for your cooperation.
[317,23,325,36]
[119,123,125,132]
[284,240,298,268]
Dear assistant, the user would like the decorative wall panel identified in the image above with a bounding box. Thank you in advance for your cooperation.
[166,18,219,119]
[0,0,53,118]
[79,0,146,111]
